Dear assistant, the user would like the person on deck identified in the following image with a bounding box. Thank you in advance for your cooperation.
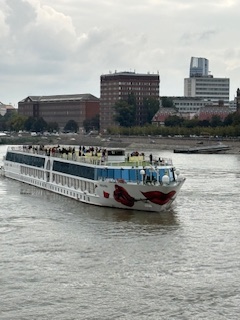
[149,153,153,164]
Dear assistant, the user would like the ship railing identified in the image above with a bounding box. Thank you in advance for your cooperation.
[153,157,173,166]
[7,146,173,167]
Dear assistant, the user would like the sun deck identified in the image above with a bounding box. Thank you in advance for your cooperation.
[5,145,177,185]
[6,145,173,168]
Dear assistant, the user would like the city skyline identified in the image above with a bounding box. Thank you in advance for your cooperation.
[0,0,239,107]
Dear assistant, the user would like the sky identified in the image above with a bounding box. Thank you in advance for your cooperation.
[0,0,239,108]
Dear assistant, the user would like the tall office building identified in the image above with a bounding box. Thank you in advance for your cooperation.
[184,76,230,106]
[190,57,209,77]
[185,57,230,106]
[100,71,160,131]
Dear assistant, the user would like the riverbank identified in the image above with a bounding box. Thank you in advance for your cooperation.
[1,134,240,154]
[57,134,240,154]
[112,136,240,154]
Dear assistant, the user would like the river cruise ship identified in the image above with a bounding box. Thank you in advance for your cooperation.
[1,145,185,212]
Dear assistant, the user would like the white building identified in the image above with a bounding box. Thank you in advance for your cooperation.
[229,99,237,112]
[184,76,230,106]
[172,97,206,114]
[0,102,16,116]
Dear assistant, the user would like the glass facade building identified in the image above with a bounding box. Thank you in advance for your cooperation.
[190,57,209,77]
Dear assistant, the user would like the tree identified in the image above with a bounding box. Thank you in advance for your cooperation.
[1,110,25,132]
[210,115,223,127]
[0,115,4,131]
[83,114,100,133]
[161,96,174,108]
[32,117,48,132]
[114,100,136,127]
[165,115,184,127]
[198,119,210,127]
[143,97,160,124]
[64,119,79,133]
[127,92,136,106]
[24,117,36,131]
[223,113,234,126]
[183,118,199,128]
[47,122,59,132]
[9,113,27,132]
[232,112,240,126]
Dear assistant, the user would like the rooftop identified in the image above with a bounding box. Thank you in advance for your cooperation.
[19,94,99,103]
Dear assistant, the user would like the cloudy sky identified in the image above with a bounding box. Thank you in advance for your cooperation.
[0,0,239,107]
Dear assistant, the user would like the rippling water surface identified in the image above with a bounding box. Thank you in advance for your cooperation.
[1,145,240,319]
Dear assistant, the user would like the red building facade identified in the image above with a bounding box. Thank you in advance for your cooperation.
[100,71,160,131]
[18,94,99,130]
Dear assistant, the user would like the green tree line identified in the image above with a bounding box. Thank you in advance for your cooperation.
[0,111,82,133]
[111,93,240,137]
[108,111,240,138]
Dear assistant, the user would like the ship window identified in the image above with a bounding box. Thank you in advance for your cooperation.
[122,169,130,181]
[107,149,125,156]
[6,152,45,168]
[129,170,136,181]
[52,160,95,180]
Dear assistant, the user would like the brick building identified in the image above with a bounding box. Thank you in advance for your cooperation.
[100,71,160,131]
[18,94,99,130]
[152,108,176,126]
[198,106,231,121]
[152,105,232,126]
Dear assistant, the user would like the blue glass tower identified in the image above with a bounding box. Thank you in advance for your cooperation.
[190,57,209,77]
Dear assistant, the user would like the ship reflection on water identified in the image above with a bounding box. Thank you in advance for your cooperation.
[18,181,179,231]
[82,205,180,236]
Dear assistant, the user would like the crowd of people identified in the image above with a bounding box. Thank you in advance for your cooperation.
[24,144,107,160]
[23,144,162,165]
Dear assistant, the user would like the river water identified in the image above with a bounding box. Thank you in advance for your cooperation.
[1,144,240,320]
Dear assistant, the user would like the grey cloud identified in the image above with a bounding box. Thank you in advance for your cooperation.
[1,0,239,105]
[199,30,217,40]
[180,30,217,45]
[5,0,37,33]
